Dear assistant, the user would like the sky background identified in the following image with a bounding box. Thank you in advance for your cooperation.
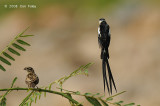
[0,0,160,106]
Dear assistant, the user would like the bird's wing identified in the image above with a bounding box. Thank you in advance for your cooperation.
[98,36,102,48]
[27,74,39,83]
[98,27,103,48]
[105,24,111,47]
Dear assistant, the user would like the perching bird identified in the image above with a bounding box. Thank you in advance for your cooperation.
[24,67,39,88]
[98,18,117,95]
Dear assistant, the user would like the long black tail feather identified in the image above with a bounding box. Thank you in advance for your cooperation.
[102,49,117,95]
[106,59,117,94]
[102,60,110,94]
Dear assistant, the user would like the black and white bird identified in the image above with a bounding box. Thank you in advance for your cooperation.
[98,18,117,95]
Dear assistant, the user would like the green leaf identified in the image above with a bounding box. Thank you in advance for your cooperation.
[0,56,11,65]
[92,93,100,96]
[8,48,20,56]
[106,97,113,101]
[39,92,42,99]
[3,52,15,61]
[100,99,108,106]
[20,35,34,37]
[29,101,32,106]
[44,87,47,97]
[17,39,30,46]
[114,101,124,105]
[30,97,34,102]
[35,96,37,103]
[49,84,52,90]
[12,43,26,51]
[17,26,30,37]
[75,91,80,95]
[11,77,17,88]
[124,103,135,106]
[84,69,88,75]
[84,93,92,96]
[0,64,6,71]
[25,102,29,106]
[116,101,123,104]
[85,96,101,106]
[35,92,41,96]
[82,63,92,70]
[0,96,7,106]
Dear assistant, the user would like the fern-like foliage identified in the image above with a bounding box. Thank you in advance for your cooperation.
[48,63,91,90]
[0,27,34,71]
[0,77,17,106]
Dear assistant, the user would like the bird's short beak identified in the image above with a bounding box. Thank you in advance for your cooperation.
[24,67,27,70]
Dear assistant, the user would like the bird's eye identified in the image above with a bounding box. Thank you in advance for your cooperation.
[28,67,32,70]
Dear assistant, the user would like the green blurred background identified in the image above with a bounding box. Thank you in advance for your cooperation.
[0,0,160,105]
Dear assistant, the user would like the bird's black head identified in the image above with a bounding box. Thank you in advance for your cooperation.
[24,67,34,73]
[99,18,106,24]
[99,18,105,21]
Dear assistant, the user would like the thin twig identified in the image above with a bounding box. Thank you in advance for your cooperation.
[106,91,126,99]
[0,87,82,106]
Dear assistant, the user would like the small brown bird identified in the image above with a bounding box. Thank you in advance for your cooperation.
[24,67,39,88]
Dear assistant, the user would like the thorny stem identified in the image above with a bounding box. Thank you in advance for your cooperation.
[0,87,82,106]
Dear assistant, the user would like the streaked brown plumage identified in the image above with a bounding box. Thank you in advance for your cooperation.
[24,67,39,88]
